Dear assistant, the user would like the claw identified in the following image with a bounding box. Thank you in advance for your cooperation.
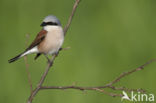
[47,59,51,64]
[44,54,51,64]
[55,51,59,57]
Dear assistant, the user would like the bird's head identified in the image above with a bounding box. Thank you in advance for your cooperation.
[40,15,61,27]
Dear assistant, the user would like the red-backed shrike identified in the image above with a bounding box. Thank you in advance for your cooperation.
[8,15,64,63]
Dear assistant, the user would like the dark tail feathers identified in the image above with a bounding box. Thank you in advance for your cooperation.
[34,53,41,60]
[8,53,22,63]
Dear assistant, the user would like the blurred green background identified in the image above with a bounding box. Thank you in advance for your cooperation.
[0,0,156,103]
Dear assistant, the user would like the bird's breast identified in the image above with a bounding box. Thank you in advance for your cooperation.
[38,26,64,54]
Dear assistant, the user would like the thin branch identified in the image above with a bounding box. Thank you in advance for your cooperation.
[106,59,156,86]
[38,59,155,97]
[63,0,81,35]
[24,34,33,92]
[24,57,33,92]
[25,0,156,102]
[27,0,81,103]
[40,86,122,97]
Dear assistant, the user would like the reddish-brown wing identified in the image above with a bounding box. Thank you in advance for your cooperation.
[26,29,47,51]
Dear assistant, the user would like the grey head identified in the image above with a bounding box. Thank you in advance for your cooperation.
[40,15,61,27]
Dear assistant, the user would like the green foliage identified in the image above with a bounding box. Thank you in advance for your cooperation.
[0,0,156,103]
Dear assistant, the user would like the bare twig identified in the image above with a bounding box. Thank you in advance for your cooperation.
[40,86,122,97]
[25,0,156,102]
[24,34,33,92]
[38,59,155,97]
[61,46,71,51]
[27,0,81,103]
[106,59,156,86]
[63,0,81,35]
[27,55,56,103]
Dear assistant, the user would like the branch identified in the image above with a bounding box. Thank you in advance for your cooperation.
[25,0,156,102]
[40,86,123,97]
[27,0,81,103]
[39,59,155,97]
[63,0,80,35]
[24,34,33,93]
[106,59,156,86]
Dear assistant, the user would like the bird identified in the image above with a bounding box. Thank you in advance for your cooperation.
[8,15,64,63]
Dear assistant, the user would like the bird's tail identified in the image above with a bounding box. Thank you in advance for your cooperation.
[8,52,25,63]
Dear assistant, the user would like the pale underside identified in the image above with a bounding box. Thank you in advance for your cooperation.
[21,26,64,57]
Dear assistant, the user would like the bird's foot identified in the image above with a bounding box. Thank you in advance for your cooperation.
[47,58,51,64]
[44,54,51,64]
[54,51,60,57]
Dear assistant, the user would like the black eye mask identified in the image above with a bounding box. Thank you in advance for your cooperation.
[40,22,58,26]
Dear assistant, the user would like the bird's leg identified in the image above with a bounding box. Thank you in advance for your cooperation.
[54,48,62,57]
[44,54,51,64]
[59,47,63,51]
[53,52,59,57]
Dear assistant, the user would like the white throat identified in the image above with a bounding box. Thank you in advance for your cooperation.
[43,25,60,31]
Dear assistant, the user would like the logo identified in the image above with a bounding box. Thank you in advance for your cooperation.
[121,91,155,102]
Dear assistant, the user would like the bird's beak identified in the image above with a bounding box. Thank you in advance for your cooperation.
[40,22,46,27]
